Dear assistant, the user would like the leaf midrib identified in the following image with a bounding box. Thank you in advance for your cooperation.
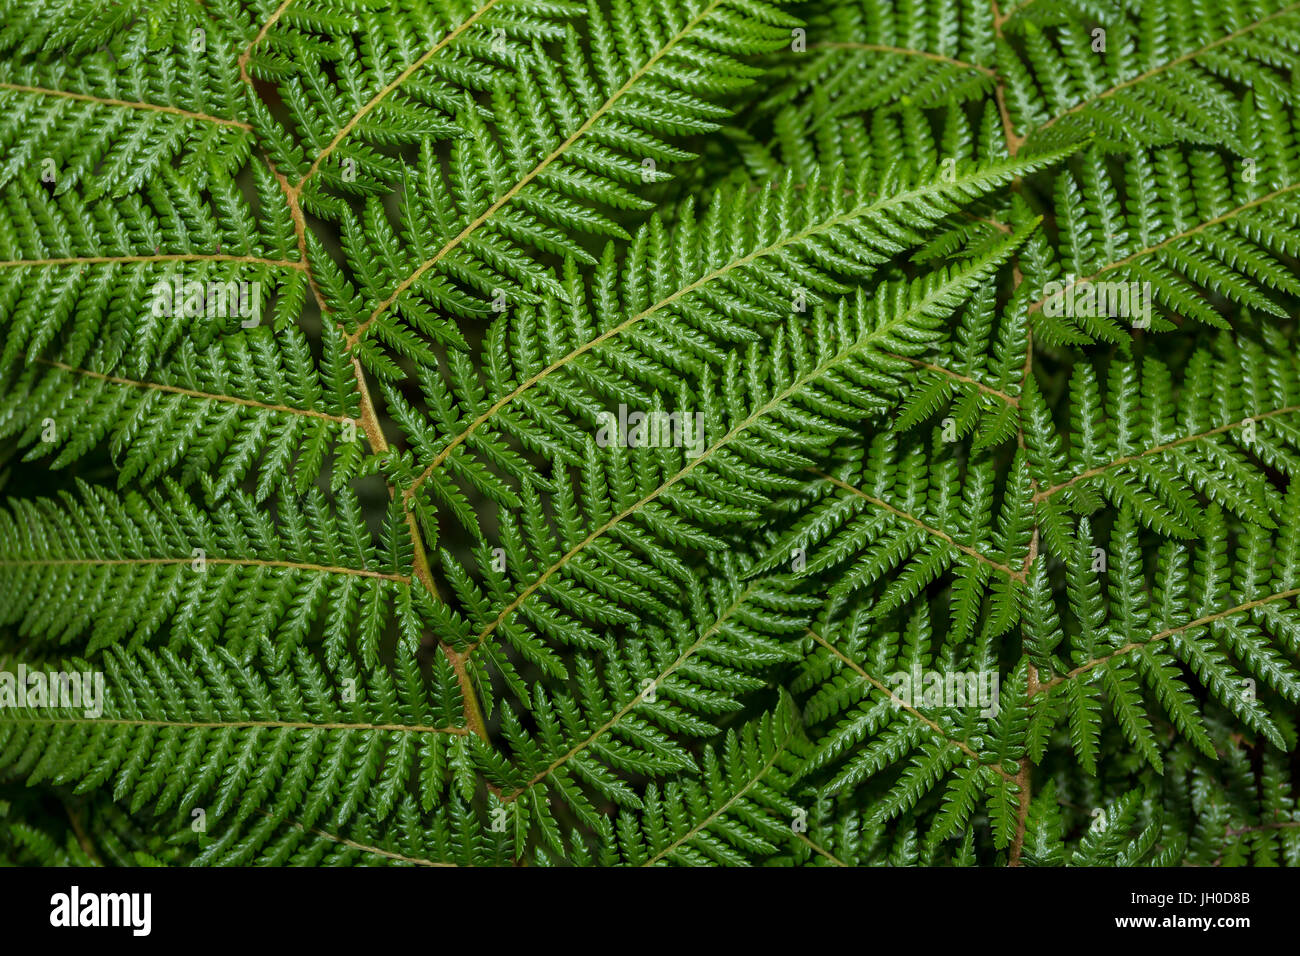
[1036,1,1300,132]
[404,157,1043,503]
[641,721,795,866]
[0,81,250,129]
[1034,404,1300,502]
[0,555,406,582]
[35,359,358,426]
[1026,179,1300,315]
[501,579,765,802]
[467,241,1021,655]
[0,715,464,734]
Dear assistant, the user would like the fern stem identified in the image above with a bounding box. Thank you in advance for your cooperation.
[64,803,104,867]
[402,162,1040,503]
[810,468,1023,580]
[34,359,360,426]
[1035,586,1300,696]
[0,556,407,580]
[1036,1,1300,134]
[1007,662,1038,867]
[270,814,457,866]
[1025,181,1300,315]
[795,833,849,867]
[0,253,303,270]
[463,296,927,654]
[989,0,1025,156]
[886,354,1019,406]
[340,349,491,741]
[1033,404,1300,503]
[0,81,251,129]
[501,579,767,803]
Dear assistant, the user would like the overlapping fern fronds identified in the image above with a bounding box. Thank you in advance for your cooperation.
[2,0,1299,869]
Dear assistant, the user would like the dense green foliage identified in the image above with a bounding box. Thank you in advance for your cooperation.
[1,0,1299,867]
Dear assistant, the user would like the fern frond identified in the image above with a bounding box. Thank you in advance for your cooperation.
[0,12,251,198]
[393,154,1060,549]
[1028,332,1300,550]
[1024,138,1300,345]
[0,325,364,499]
[0,164,305,373]
[0,635,496,865]
[0,479,411,664]
[426,228,1031,714]
[482,559,815,848]
[602,695,806,866]
[4,0,1299,872]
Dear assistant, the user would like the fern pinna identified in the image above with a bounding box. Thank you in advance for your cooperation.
[0,0,1298,870]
